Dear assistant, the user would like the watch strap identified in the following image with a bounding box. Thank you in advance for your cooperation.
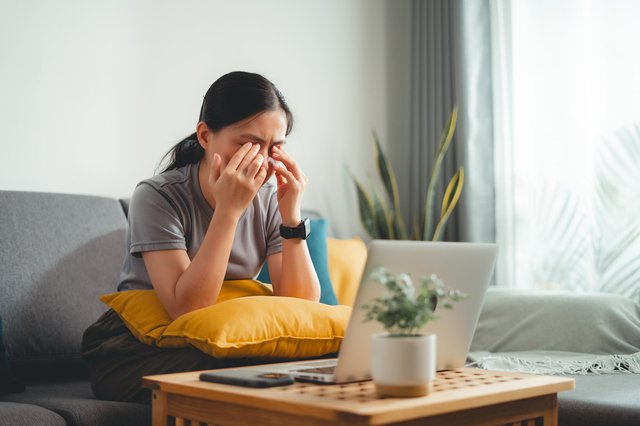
[280,218,311,240]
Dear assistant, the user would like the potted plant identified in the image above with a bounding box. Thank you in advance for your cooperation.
[362,266,466,397]
[350,107,463,241]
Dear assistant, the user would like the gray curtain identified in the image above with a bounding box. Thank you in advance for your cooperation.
[407,0,496,244]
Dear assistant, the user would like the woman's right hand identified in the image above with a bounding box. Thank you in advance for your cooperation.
[209,142,268,217]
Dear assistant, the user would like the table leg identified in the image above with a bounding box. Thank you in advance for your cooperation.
[152,390,168,426]
[542,394,558,426]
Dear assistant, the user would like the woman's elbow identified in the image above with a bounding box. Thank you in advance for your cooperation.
[274,281,320,302]
[300,282,321,303]
[167,295,218,320]
[168,302,208,320]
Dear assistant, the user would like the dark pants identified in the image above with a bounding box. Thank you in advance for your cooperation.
[81,309,299,404]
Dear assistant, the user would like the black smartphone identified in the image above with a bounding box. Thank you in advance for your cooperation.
[199,370,294,388]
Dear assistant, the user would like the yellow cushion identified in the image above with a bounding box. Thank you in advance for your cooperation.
[327,237,368,307]
[100,279,351,359]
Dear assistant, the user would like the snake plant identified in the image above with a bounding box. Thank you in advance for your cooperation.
[351,107,464,241]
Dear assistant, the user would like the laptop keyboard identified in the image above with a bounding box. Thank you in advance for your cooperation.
[295,366,336,375]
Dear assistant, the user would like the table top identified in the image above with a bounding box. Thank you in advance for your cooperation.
[143,365,574,425]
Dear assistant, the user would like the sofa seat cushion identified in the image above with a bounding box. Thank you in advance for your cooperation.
[0,401,66,426]
[0,379,150,426]
[558,374,640,426]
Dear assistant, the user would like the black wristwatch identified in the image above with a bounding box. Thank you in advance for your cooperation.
[280,218,311,240]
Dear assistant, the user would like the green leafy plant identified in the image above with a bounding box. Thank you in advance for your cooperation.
[362,266,467,336]
[350,107,463,241]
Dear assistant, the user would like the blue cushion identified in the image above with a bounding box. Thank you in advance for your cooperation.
[0,315,25,395]
[257,219,338,305]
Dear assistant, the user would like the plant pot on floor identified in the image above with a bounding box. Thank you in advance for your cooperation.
[371,333,436,397]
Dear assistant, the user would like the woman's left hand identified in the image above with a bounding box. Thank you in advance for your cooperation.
[271,145,308,226]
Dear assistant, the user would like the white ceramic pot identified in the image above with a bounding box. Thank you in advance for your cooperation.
[371,333,436,397]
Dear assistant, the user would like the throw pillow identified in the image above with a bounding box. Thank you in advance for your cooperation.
[162,296,350,358]
[326,237,368,307]
[0,315,25,395]
[100,280,351,359]
[257,219,338,305]
[100,280,274,345]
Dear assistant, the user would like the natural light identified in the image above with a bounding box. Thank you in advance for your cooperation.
[493,0,640,300]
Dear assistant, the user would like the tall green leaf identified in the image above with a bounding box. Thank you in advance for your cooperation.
[392,213,407,241]
[349,170,378,239]
[411,215,421,241]
[369,175,393,239]
[372,130,407,239]
[423,106,458,241]
[432,168,464,241]
[352,106,462,243]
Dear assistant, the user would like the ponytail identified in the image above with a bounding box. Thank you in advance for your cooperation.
[158,133,204,173]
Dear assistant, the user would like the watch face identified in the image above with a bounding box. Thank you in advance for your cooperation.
[302,217,311,238]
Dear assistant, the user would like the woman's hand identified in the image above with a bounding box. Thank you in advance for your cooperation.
[210,143,268,218]
[268,145,320,302]
[271,145,308,225]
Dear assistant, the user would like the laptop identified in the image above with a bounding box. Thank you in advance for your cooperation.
[242,240,498,384]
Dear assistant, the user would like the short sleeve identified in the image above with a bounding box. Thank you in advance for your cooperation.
[128,182,188,257]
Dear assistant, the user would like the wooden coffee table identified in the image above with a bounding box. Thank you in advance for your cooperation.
[143,363,574,426]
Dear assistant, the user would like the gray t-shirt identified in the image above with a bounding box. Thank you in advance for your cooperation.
[117,161,283,291]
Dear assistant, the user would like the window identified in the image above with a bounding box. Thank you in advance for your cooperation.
[492,0,640,300]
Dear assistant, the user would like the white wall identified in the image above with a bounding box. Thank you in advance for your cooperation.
[0,0,410,239]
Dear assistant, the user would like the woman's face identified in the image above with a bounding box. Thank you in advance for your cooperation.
[203,109,288,183]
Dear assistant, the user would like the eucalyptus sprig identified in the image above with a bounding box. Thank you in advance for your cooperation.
[362,266,467,336]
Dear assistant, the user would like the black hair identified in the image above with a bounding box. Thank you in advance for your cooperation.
[159,71,294,173]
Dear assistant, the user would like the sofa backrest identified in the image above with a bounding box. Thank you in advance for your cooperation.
[0,191,128,380]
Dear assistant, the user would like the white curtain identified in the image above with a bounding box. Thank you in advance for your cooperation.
[492,0,640,301]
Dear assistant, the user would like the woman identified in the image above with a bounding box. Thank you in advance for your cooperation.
[82,71,320,404]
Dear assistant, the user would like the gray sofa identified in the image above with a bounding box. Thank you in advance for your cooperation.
[1,189,639,425]
[0,190,326,425]
[0,191,151,425]
[469,288,640,426]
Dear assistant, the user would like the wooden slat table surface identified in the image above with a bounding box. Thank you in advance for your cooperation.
[143,365,574,426]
